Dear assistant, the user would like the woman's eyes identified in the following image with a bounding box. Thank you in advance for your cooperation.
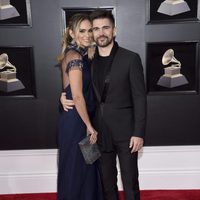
[79,29,92,33]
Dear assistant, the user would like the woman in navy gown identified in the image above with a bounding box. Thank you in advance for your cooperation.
[57,13,102,200]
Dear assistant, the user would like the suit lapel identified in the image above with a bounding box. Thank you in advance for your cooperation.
[106,51,118,92]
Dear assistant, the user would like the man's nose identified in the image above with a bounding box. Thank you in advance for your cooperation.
[98,28,104,35]
[100,28,104,35]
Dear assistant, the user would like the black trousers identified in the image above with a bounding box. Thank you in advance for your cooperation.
[99,140,140,200]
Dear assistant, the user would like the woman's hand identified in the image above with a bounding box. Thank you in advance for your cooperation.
[87,125,98,144]
[60,92,75,111]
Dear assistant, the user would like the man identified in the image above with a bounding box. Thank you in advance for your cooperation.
[61,10,146,200]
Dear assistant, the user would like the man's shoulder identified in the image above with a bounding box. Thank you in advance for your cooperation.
[118,46,140,59]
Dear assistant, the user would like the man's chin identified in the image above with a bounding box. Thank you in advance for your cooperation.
[97,41,113,48]
[96,41,108,47]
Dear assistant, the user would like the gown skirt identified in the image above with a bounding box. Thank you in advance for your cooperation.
[57,57,103,200]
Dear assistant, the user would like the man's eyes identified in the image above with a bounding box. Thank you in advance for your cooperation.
[92,26,111,31]
[92,27,99,31]
[103,26,110,29]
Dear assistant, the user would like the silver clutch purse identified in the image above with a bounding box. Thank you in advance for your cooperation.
[78,135,101,164]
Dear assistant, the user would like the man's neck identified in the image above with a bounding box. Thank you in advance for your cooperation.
[98,41,114,57]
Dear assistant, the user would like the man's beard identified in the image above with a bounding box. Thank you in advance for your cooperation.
[95,36,113,47]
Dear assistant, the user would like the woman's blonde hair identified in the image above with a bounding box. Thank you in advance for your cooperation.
[57,13,95,63]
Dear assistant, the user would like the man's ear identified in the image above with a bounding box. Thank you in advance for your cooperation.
[113,27,117,37]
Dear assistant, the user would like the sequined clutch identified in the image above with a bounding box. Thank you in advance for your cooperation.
[78,136,101,164]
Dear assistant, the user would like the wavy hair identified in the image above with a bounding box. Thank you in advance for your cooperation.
[57,13,95,63]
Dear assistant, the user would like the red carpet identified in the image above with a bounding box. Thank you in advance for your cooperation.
[0,190,200,200]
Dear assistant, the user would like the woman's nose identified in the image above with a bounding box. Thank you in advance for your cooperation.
[85,31,91,37]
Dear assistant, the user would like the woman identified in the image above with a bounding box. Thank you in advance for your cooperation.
[57,13,102,200]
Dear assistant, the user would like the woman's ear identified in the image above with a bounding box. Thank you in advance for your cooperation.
[69,29,75,39]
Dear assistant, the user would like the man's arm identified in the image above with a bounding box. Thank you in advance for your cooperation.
[129,53,147,152]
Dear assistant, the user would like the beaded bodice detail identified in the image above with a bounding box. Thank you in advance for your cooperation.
[65,42,87,73]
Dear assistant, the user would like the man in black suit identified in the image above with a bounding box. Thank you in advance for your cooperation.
[61,10,146,200]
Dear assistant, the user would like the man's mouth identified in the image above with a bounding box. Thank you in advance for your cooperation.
[98,36,107,40]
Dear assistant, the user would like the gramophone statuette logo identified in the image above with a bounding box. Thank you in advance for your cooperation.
[157,49,189,88]
[0,0,20,20]
[157,0,190,16]
[0,53,25,92]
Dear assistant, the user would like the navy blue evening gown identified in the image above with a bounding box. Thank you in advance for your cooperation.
[57,45,102,200]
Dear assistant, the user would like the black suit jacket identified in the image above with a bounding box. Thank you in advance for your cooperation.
[92,45,146,149]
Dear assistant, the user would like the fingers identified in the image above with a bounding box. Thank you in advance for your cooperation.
[63,107,69,112]
[129,137,144,153]
[89,132,97,144]
[129,138,133,149]
[60,92,66,103]
[65,100,75,105]
[62,102,72,111]
[63,100,74,111]
[88,129,98,144]
[86,126,97,144]
[131,143,138,153]
[60,92,75,111]
[130,140,138,153]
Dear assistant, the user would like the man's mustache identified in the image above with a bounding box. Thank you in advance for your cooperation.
[97,35,108,40]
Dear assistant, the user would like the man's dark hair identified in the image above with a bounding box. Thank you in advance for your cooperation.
[90,9,115,26]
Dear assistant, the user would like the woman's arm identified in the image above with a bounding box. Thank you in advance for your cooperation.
[68,69,94,131]
[62,51,97,142]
